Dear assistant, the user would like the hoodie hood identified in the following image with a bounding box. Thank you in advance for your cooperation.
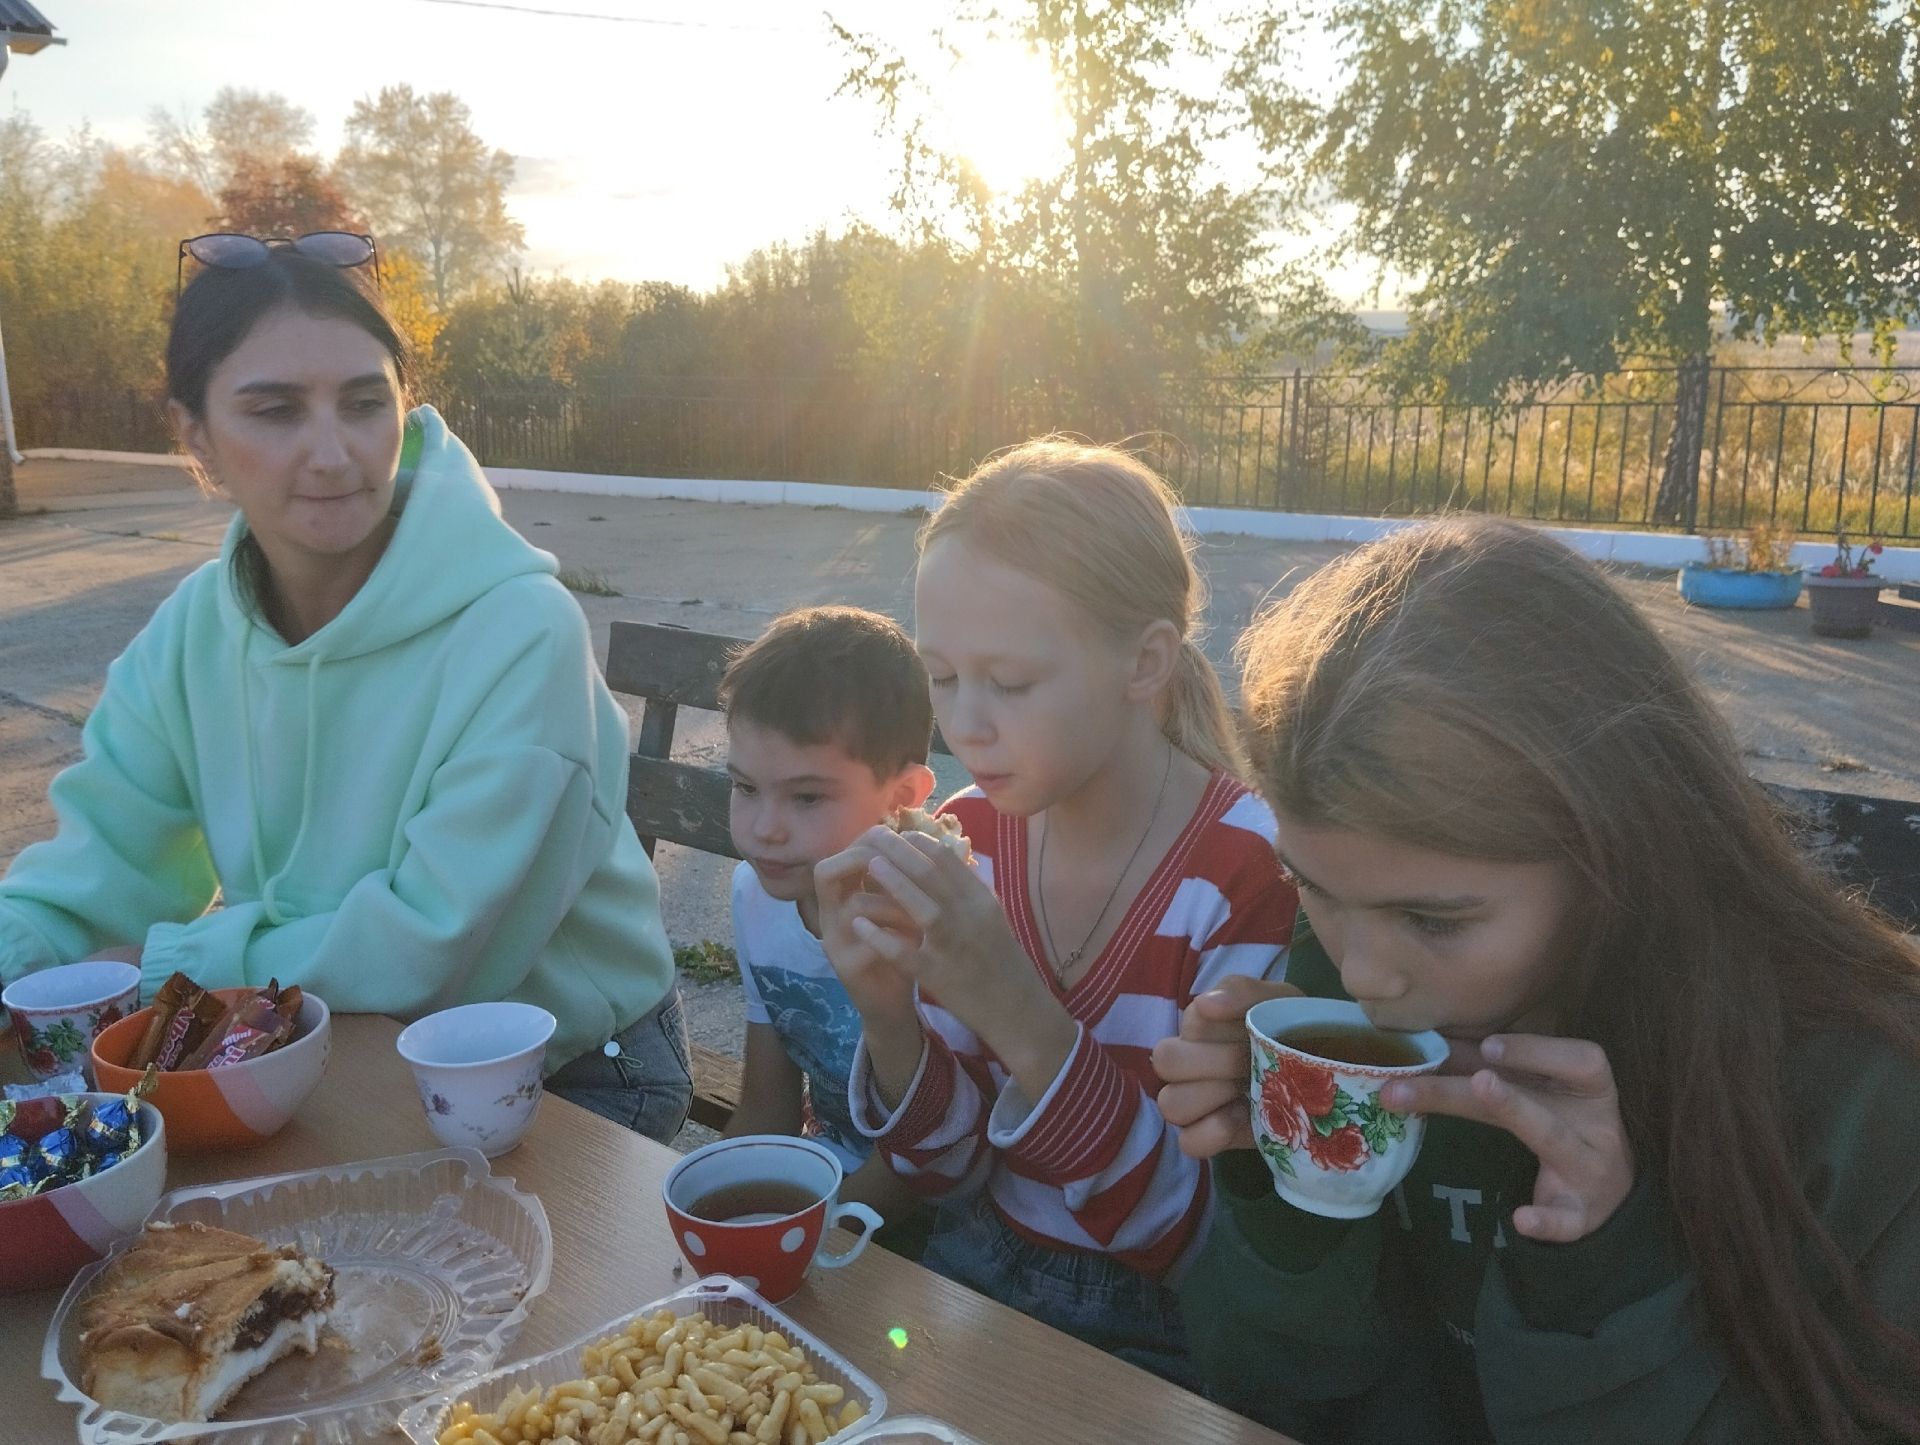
[213,405,556,923]
[216,404,555,661]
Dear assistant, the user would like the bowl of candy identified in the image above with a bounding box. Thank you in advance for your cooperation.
[0,1091,166,1293]
[92,975,330,1154]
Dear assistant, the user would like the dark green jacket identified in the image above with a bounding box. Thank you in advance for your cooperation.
[1182,923,1920,1443]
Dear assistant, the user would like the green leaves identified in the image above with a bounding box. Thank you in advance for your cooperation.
[1354,1092,1408,1157]
[1259,1135,1298,1179]
[1287,0,1920,403]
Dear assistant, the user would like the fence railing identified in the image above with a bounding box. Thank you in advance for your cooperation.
[22,365,1920,539]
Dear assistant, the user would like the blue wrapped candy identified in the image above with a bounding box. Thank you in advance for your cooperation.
[0,1162,44,1200]
[84,1097,136,1155]
[0,1133,27,1173]
[35,1124,80,1177]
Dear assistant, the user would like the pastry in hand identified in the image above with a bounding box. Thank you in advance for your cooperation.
[77,1220,336,1423]
[888,806,972,861]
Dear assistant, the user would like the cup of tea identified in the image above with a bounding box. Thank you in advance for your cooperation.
[1245,996,1447,1219]
[3,961,142,1081]
[395,1001,555,1157]
[662,1135,885,1302]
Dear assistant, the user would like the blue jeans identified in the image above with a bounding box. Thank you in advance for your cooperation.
[920,1190,1196,1390]
[545,988,693,1145]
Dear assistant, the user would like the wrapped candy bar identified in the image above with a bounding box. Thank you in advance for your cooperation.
[178,981,302,1071]
[0,1132,28,1172]
[126,971,200,1071]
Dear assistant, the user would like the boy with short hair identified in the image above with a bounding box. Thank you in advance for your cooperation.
[719,606,934,1239]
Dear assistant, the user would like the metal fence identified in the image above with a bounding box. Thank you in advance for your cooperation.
[23,365,1920,538]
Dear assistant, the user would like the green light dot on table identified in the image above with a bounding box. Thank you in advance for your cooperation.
[888,1327,910,1349]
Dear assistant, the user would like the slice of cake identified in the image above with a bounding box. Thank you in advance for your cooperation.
[77,1220,336,1423]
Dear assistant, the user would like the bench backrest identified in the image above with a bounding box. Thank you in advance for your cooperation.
[606,620,950,861]
[604,620,1920,929]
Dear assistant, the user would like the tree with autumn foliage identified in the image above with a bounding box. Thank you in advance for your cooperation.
[216,156,362,237]
[336,86,524,309]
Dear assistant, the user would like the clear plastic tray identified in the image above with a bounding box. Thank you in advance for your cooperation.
[397,1275,888,1443]
[43,1147,553,1444]
[842,1417,987,1444]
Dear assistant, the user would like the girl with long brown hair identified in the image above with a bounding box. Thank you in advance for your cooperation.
[1154,517,1920,1442]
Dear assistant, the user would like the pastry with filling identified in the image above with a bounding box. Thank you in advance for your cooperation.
[77,1220,335,1423]
[888,806,972,860]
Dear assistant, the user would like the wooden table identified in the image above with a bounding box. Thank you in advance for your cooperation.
[2,1016,1293,1444]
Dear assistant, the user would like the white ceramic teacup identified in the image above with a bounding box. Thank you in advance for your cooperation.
[1246,997,1447,1219]
[395,1002,556,1157]
[3,961,142,1082]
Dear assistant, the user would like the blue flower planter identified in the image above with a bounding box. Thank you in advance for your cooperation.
[1677,564,1804,610]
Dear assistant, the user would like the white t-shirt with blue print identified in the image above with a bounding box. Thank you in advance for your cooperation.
[730,862,869,1175]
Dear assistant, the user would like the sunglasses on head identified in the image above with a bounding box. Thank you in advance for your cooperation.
[176,231,382,297]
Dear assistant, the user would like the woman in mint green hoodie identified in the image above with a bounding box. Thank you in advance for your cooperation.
[0,249,691,1141]
[1154,520,1920,1443]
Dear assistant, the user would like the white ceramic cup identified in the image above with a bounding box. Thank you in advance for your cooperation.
[1246,997,1447,1219]
[395,1002,556,1157]
[3,961,142,1082]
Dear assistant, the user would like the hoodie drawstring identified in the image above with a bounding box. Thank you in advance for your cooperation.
[259,653,323,926]
[238,619,323,929]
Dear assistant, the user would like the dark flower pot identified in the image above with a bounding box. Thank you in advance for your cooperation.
[1804,575,1884,639]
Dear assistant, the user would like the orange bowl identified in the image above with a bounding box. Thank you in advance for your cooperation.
[91,989,331,1153]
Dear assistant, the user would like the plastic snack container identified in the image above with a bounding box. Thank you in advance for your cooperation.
[43,1147,552,1444]
[398,1274,888,1442]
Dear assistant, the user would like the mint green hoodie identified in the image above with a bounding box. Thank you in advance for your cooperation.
[0,407,673,1071]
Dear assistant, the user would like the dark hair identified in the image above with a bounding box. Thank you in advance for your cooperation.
[719,607,933,779]
[1238,517,1920,1441]
[166,250,412,415]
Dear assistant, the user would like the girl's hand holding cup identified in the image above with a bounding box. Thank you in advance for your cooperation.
[1155,976,1304,1159]
[1381,1033,1636,1244]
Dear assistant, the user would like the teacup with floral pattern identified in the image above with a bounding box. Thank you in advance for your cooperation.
[1246,997,1447,1218]
[3,961,141,1082]
[396,1002,555,1157]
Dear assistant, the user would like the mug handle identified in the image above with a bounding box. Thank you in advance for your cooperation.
[813,1202,885,1270]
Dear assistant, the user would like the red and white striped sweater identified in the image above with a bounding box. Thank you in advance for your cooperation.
[848,772,1297,1283]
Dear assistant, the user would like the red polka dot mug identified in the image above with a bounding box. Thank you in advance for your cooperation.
[662,1135,884,1302]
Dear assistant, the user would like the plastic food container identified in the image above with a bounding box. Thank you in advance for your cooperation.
[42,1146,552,1443]
[398,1274,889,1443]
[842,1417,988,1443]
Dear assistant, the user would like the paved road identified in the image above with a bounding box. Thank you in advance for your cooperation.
[6,458,1918,1071]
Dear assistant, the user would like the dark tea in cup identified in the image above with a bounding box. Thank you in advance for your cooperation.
[686,1178,822,1224]
[1277,1023,1427,1069]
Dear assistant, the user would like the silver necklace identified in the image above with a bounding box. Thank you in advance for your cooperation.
[1036,742,1176,981]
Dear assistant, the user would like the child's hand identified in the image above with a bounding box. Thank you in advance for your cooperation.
[813,842,920,1024]
[1382,1034,1634,1243]
[1155,977,1303,1158]
[851,824,1033,1011]
[851,826,1081,1103]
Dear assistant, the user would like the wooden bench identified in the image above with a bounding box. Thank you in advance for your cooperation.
[605,620,952,1130]
[603,621,1920,1128]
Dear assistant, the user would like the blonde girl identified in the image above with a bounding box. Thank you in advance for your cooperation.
[814,440,1298,1377]
[1156,517,1920,1442]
